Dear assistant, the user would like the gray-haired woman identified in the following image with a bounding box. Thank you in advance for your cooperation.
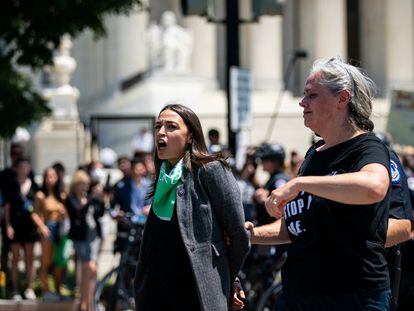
[247,57,392,310]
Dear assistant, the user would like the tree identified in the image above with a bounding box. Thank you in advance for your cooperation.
[0,0,144,138]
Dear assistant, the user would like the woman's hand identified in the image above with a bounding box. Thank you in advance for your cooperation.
[245,221,255,242]
[6,224,14,240]
[254,188,269,204]
[143,205,151,216]
[39,225,50,239]
[265,178,301,218]
[230,279,245,310]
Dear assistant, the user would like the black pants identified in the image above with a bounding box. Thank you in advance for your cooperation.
[0,225,9,272]
[144,275,201,311]
[276,290,392,311]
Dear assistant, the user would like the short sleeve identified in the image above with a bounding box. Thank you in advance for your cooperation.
[353,139,390,174]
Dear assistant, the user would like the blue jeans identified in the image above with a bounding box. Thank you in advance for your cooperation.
[275,289,392,311]
[45,220,60,242]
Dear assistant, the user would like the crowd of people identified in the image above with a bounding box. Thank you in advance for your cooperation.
[0,143,155,311]
[0,58,414,311]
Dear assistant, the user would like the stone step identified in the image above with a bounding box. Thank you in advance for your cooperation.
[0,299,78,311]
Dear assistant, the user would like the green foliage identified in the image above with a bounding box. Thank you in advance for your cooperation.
[0,0,143,138]
[0,57,51,138]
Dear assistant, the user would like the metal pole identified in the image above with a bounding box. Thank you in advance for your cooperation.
[226,0,239,155]
[264,49,307,141]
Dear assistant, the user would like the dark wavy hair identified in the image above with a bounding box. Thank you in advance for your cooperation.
[41,167,64,203]
[148,103,228,198]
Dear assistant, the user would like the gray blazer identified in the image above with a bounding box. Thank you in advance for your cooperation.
[134,160,250,311]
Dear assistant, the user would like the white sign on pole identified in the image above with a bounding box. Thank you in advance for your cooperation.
[387,89,414,146]
[230,66,252,131]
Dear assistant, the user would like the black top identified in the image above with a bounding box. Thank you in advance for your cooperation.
[387,148,413,221]
[3,174,39,242]
[0,167,35,193]
[111,176,133,214]
[283,133,391,294]
[384,147,414,288]
[146,208,200,310]
[66,194,104,241]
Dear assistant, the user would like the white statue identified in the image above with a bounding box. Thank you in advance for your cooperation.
[147,22,162,69]
[50,34,77,87]
[43,34,80,119]
[147,11,193,74]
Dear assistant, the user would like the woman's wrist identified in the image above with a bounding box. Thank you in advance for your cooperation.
[250,229,258,244]
[292,176,303,193]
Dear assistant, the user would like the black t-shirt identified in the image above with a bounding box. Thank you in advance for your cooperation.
[3,173,39,242]
[384,147,413,289]
[387,148,413,220]
[282,132,391,294]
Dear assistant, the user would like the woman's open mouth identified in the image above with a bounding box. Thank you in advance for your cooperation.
[157,139,167,150]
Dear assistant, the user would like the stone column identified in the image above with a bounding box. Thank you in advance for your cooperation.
[32,35,86,175]
[385,0,414,91]
[246,16,284,90]
[298,0,347,83]
[183,16,217,83]
[116,8,150,79]
[360,0,386,94]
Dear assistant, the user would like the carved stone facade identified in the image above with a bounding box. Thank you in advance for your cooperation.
[56,0,414,161]
[31,35,87,174]
[148,11,193,74]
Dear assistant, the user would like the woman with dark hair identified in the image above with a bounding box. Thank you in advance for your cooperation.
[134,103,250,311]
[3,157,39,301]
[32,167,67,301]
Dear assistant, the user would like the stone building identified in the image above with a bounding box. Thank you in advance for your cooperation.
[43,0,414,169]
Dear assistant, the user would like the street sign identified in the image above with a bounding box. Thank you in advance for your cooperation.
[387,89,414,145]
[230,66,252,131]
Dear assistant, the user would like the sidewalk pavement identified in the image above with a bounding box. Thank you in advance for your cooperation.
[0,213,120,310]
[98,213,120,279]
[0,299,78,311]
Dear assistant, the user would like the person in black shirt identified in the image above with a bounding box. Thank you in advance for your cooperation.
[207,128,226,155]
[0,143,25,273]
[110,156,133,253]
[244,143,289,291]
[111,158,151,254]
[386,147,413,310]
[375,132,413,311]
[3,157,39,301]
[254,143,290,227]
[246,57,392,310]
[374,133,412,247]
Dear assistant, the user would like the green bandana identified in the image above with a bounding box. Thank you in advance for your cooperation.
[152,159,184,221]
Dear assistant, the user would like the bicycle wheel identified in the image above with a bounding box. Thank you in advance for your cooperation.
[255,282,283,311]
[94,267,119,311]
[95,265,136,311]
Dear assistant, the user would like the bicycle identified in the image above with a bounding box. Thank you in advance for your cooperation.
[255,277,283,311]
[94,213,145,311]
[239,247,286,311]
